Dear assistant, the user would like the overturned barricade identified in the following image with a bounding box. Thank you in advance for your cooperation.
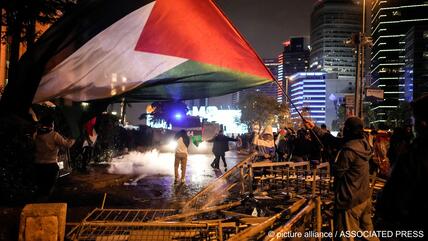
[67,154,385,241]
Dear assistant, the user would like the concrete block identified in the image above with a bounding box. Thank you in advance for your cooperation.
[18,203,67,241]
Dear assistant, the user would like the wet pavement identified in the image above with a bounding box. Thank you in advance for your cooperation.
[50,150,246,221]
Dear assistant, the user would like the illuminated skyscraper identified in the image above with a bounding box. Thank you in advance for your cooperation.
[289,72,327,125]
[403,25,428,102]
[370,0,428,125]
[310,0,361,79]
[278,37,310,103]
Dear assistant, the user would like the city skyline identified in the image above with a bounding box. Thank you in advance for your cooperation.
[216,0,316,58]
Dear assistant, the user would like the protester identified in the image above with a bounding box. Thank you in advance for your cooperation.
[174,129,190,183]
[320,123,330,133]
[236,134,243,153]
[307,117,379,241]
[387,126,413,167]
[253,125,276,162]
[208,130,237,171]
[376,95,428,233]
[34,115,75,201]
[371,130,389,177]
[291,129,313,162]
[275,128,289,161]
[80,118,98,172]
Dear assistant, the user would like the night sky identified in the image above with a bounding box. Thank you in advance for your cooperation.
[216,0,317,59]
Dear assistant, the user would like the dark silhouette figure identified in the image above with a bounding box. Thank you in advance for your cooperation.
[307,117,378,241]
[208,130,237,171]
[376,95,428,233]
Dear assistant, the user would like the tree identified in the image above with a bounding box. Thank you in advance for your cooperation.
[238,92,288,131]
[384,101,412,129]
[332,104,347,131]
[277,102,291,129]
[139,101,189,126]
[1,0,78,82]
[363,102,377,129]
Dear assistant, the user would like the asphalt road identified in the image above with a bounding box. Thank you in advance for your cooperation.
[51,150,246,221]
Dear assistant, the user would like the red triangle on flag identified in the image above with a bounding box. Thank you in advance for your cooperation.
[135,0,272,80]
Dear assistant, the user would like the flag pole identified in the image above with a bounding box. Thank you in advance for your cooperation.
[273,76,305,121]
[271,76,324,150]
[211,1,323,148]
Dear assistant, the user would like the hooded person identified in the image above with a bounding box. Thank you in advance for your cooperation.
[306,117,378,241]
[333,117,379,241]
[275,128,289,161]
[34,115,75,200]
[253,125,276,161]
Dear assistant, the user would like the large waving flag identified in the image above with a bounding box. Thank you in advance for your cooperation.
[1,0,273,115]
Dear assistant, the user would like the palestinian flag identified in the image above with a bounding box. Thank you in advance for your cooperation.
[1,0,273,115]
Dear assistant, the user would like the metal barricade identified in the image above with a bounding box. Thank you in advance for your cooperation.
[66,151,382,241]
[263,196,323,241]
[182,153,256,211]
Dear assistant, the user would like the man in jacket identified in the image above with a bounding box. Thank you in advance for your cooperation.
[35,115,75,200]
[307,117,378,241]
[333,117,378,241]
[209,130,237,171]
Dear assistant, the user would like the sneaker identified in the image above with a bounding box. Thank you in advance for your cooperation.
[210,163,216,168]
[224,167,228,172]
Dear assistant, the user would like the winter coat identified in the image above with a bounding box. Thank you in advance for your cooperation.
[35,128,75,164]
[334,138,372,209]
[210,134,236,155]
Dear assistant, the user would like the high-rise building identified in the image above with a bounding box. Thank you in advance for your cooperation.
[264,58,280,78]
[278,37,310,103]
[289,72,327,125]
[283,37,310,77]
[288,72,353,130]
[403,25,428,102]
[262,58,281,101]
[310,0,361,79]
[370,0,428,124]
[234,59,280,104]
[278,53,285,103]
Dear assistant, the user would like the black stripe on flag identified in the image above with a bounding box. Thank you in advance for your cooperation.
[0,0,154,116]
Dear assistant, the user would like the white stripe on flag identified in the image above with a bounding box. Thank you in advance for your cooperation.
[34,1,187,103]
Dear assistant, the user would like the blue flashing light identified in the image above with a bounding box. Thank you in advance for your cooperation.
[174,113,183,120]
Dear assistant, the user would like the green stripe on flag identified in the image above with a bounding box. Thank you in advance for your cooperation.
[123,60,273,102]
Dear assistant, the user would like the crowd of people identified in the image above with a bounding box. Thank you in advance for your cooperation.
[29,94,428,236]
[225,95,427,238]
